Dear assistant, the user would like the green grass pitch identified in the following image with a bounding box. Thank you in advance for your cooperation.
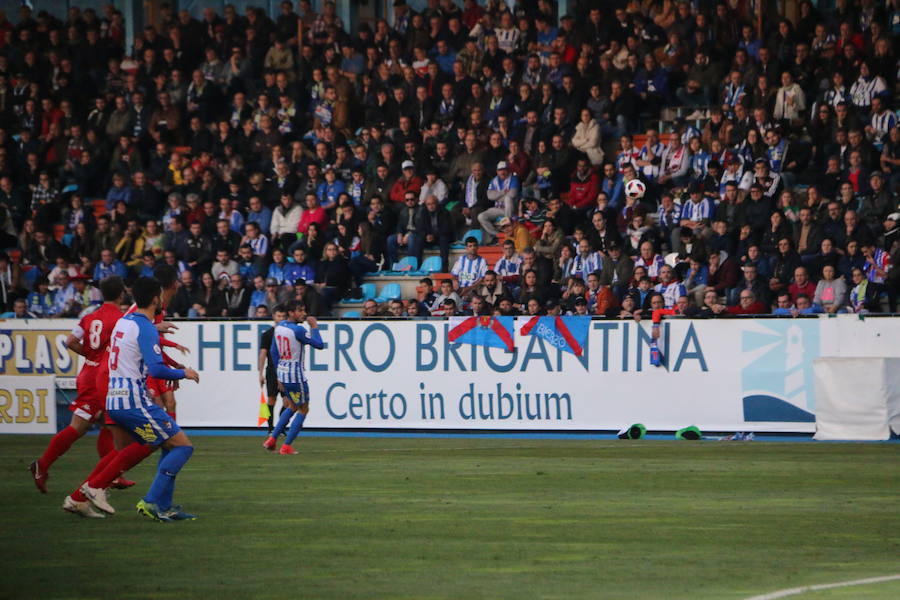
[2,435,898,599]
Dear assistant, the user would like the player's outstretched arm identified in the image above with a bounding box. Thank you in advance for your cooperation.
[138,320,187,381]
[155,321,178,335]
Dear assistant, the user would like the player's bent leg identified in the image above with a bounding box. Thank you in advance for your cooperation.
[266,391,299,448]
[31,414,94,493]
[96,425,114,457]
[280,384,310,455]
[159,390,176,419]
[139,431,196,522]
[75,421,157,515]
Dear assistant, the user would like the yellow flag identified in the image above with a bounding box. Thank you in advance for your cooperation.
[258,388,270,427]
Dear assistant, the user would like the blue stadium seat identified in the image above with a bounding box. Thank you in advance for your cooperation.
[343,283,376,304]
[419,256,442,273]
[452,229,482,248]
[390,256,418,272]
[373,283,401,302]
[342,310,361,318]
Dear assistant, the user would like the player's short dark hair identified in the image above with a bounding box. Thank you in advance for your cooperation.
[132,277,161,308]
[153,264,178,290]
[273,304,287,315]
[465,236,478,245]
[286,300,307,313]
[99,276,125,302]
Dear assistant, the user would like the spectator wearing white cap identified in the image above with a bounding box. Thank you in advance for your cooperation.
[478,161,520,244]
[389,160,423,206]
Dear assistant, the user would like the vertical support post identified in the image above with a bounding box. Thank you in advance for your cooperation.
[122,0,144,55]
[336,0,354,34]
[557,0,568,23]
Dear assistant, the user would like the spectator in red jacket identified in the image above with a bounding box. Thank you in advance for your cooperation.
[566,159,599,212]
[788,266,816,302]
[389,160,423,205]
[714,290,767,315]
[297,193,328,236]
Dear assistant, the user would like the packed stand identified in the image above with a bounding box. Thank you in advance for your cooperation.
[0,0,897,320]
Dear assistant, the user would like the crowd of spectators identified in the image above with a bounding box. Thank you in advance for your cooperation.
[0,0,897,320]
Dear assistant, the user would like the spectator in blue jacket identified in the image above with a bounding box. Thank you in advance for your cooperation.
[634,54,669,117]
[316,166,346,211]
[285,247,317,285]
[105,172,133,210]
[26,277,54,317]
[246,195,272,235]
[93,248,128,281]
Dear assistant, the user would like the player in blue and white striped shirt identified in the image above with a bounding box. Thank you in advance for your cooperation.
[99,277,200,522]
[263,301,324,455]
[451,237,488,294]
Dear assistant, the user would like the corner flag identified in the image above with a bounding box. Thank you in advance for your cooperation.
[258,388,270,427]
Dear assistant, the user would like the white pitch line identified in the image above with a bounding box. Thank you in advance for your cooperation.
[744,573,900,600]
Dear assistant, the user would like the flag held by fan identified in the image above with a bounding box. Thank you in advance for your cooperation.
[519,316,591,356]
[448,316,515,352]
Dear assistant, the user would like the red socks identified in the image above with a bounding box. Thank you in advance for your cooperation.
[166,411,176,420]
[38,426,81,470]
[96,427,114,457]
[86,442,154,490]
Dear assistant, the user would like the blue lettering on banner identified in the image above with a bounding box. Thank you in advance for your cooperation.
[593,322,618,372]
[324,381,407,420]
[459,382,572,421]
[198,324,225,371]
[483,345,517,372]
[309,324,329,371]
[673,323,708,372]
[333,324,357,371]
[520,335,552,371]
[443,324,467,371]
[326,382,347,419]
[359,324,395,372]
[232,324,252,371]
[416,324,437,371]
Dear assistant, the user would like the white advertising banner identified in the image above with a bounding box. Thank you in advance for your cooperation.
[4,316,900,432]
[0,376,57,434]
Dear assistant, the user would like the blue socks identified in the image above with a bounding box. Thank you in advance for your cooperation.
[285,413,306,445]
[144,445,194,511]
[157,446,169,468]
[270,408,293,439]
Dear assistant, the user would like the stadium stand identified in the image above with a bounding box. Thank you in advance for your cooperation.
[0,0,897,320]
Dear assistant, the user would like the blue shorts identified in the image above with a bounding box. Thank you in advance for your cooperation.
[108,403,182,446]
[282,381,310,406]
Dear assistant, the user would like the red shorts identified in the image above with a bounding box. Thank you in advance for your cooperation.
[70,364,105,422]
[146,376,176,398]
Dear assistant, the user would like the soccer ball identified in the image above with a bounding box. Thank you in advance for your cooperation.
[624,178,646,200]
